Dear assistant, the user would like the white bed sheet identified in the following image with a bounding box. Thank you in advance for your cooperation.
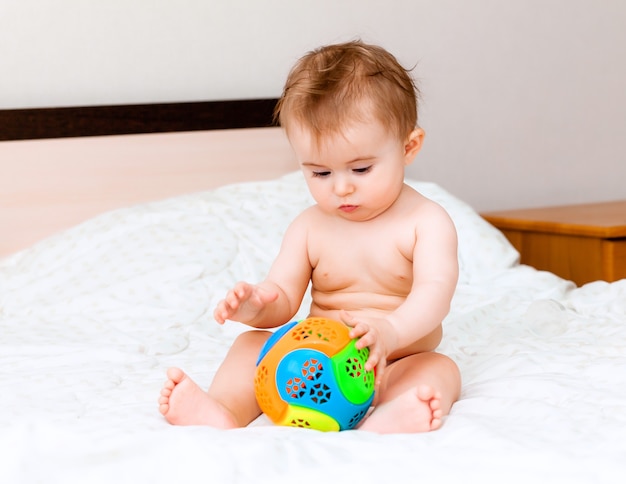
[1,172,625,483]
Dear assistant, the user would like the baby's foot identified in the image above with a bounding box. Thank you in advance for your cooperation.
[158,367,238,428]
[358,385,443,434]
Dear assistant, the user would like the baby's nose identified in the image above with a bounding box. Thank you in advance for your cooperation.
[334,176,355,196]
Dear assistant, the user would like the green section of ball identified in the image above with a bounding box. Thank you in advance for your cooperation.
[330,339,375,405]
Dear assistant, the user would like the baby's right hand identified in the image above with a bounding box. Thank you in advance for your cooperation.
[213,281,278,326]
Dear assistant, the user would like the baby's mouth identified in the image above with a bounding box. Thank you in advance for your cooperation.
[339,205,358,213]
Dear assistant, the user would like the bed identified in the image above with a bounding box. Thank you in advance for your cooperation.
[1,101,625,483]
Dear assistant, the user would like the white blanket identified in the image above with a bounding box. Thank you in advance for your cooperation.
[1,172,625,483]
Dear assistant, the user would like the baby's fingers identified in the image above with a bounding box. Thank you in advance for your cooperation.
[373,358,387,391]
[229,281,251,302]
[213,301,231,325]
[340,310,367,338]
[363,343,384,372]
[216,300,239,324]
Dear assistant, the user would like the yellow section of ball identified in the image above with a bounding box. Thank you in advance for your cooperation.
[277,404,341,432]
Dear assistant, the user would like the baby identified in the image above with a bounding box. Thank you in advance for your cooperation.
[159,40,461,433]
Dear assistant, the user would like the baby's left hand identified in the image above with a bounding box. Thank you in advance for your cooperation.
[339,310,398,388]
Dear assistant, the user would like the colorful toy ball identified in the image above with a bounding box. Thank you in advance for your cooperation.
[254,317,375,431]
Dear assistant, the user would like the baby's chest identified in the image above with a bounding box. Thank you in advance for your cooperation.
[309,230,414,289]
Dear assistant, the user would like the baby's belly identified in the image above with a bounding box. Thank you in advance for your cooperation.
[310,289,404,315]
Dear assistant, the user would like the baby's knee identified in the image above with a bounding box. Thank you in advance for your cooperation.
[233,329,272,349]
[434,352,460,377]
[435,353,462,397]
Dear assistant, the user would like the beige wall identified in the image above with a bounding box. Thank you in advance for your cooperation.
[1,0,624,211]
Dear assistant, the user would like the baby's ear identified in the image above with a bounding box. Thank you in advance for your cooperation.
[404,128,425,164]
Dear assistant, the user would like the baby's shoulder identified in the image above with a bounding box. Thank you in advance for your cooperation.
[284,205,327,237]
[401,187,457,250]
[291,204,331,226]
[401,185,452,222]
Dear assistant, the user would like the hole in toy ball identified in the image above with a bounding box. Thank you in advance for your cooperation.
[285,378,307,399]
[290,419,312,428]
[348,409,368,428]
[290,318,338,343]
[301,358,324,380]
[345,357,364,378]
[309,383,331,404]
[255,365,269,381]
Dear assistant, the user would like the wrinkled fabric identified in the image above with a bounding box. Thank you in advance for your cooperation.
[1,173,624,484]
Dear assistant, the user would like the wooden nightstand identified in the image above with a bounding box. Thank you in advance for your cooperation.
[481,200,626,286]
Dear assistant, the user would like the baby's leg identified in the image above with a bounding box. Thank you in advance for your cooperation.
[358,352,461,434]
[159,330,271,428]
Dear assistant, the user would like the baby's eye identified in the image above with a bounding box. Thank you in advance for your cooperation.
[353,166,372,174]
[312,171,331,178]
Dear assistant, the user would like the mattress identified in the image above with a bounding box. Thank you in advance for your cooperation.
[1,172,625,483]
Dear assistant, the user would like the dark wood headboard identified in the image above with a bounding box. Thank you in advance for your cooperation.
[0,98,279,141]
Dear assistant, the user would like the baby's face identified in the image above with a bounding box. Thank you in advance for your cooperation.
[288,119,420,221]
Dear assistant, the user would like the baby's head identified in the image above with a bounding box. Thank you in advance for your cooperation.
[275,40,419,144]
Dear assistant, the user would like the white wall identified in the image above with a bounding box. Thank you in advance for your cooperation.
[1,0,624,211]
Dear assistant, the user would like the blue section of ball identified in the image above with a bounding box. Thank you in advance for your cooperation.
[275,348,373,430]
[256,320,299,366]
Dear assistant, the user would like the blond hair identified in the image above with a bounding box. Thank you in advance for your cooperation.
[274,40,419,143]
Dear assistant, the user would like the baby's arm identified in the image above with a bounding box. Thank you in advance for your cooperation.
[213,212,313,328]
[345,201,458,373]
[387,201,458,344]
